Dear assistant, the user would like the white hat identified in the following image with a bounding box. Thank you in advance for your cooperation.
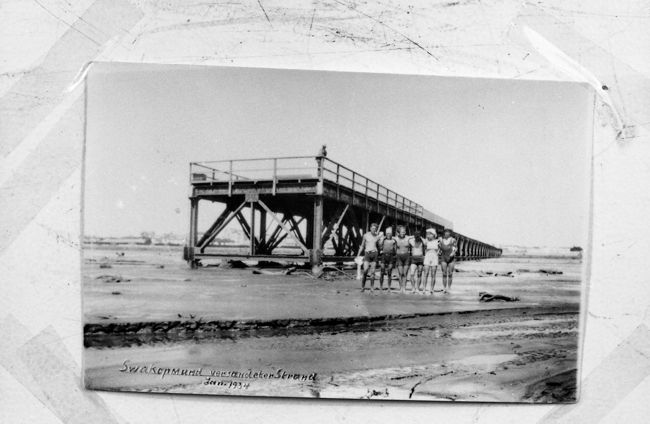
[426,228,437,236]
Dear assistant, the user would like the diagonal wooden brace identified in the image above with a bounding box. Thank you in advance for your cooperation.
[322,203,349,245]
[267,216,304,252]
[258,200,309,253]
[199,201,247,252]
[234,210,260,249]
[197,204,233,248]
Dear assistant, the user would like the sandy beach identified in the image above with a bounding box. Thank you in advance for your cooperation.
[83,245,582,402]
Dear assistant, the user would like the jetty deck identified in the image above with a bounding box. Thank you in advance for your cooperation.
[184,155,501,267]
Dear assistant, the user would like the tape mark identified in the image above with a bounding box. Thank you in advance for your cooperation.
[521,26,624,136]
[0,92,85,255]
[539,324,650,423]
[0,0,143,255]
[20,329,123,424]
[511,4,650,140]
[1,315,123,424]
[0,0,143,158]
[0,87,84,188]
[0,59,96,187]
[0,315,50,410]
[68,61,96,93]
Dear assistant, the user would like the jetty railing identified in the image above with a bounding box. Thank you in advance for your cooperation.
[190,156,424,217]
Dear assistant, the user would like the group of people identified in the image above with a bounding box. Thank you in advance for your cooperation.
[357,223,457,295]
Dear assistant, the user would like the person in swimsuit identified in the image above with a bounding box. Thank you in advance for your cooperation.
[439,229,457,294]
[357,222,380,292]
[394,225,410,294]
[409,229,425,294]
[423,228,440,294]
[378,227,397,292]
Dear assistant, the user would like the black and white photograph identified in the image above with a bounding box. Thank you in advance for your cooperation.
[82,62,592,402]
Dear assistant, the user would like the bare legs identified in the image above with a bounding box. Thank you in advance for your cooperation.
[361,259,377,292]
[364,259,446,295]
[447,261,455,291]
[440,262,447,292]
[394,259,440,295]
[409,263,424,293]
[397,260,408,293]
[440,261,455,293]
[361,260,369,291]
[423,265,438,293]
[379,261,394,292]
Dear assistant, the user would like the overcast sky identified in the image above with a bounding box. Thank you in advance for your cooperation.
[84,63,593,247]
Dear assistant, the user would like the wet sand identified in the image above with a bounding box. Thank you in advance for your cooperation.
[83,246,582,402]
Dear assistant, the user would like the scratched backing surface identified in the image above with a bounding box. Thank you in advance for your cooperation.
[1,0,649,423]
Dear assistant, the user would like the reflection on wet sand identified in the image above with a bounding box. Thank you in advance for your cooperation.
[83,246,582,402]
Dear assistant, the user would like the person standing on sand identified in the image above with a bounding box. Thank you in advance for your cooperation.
[394,225,411,294]
[439,229,458,294]
[357,222,380,293]
[409,229,425,294]
[379,227,397,292]
[423,228,440,295]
